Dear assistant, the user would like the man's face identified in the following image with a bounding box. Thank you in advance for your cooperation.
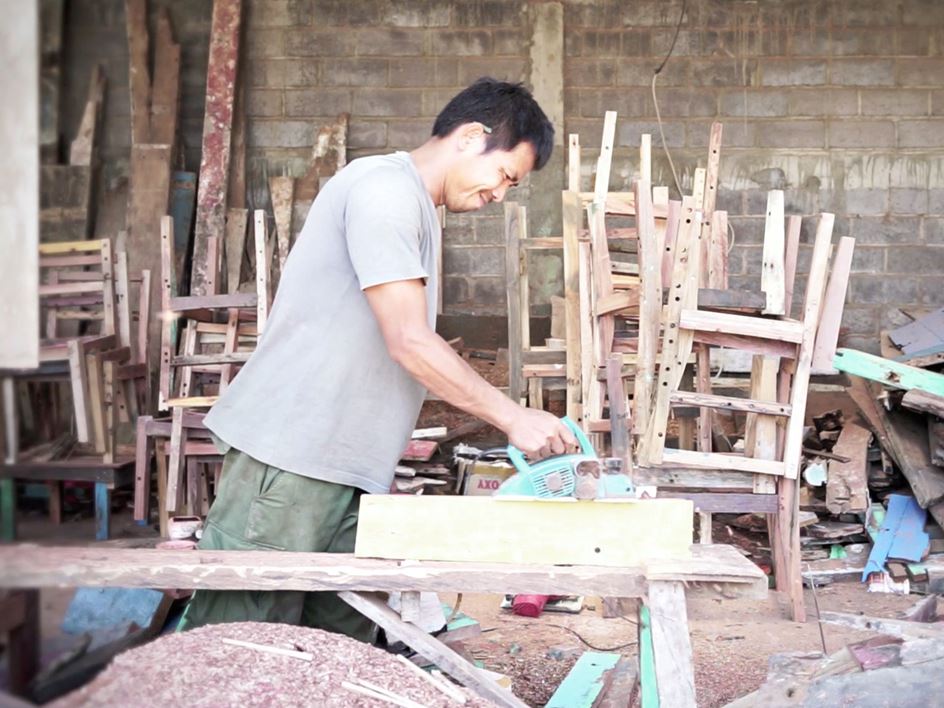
[443,129,536,213]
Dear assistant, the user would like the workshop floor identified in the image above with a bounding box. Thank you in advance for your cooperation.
[11,505,917,707]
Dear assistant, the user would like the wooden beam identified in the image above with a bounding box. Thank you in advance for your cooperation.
[190,0,242,296]
[149,9,180,146]
[633,180,660,444]
[354,496,693,568]
[567,134,580,191]
[902,389,944,418]
[340,592,528,708]
[761,190,786,315]
[811,236,855,373]
[125,0,151,145]
[692,330,797,359]
[680,310,804,343]
[669,390,791,416]
[562,191,583,423]
[647,581,696,708]
[659,448,786,476]
[833,348,944,397]
[505,202,524,405]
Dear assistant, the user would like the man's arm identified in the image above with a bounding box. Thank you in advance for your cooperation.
[364,279,577,459]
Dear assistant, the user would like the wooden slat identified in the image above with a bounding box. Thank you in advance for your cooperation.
[562,191,583,423]
[647,581,696,708]
[39,281,103,296]
[505,202,524,405]
[125,0,150,144]
[593,111,617,203]
[148,9,180,145]
[783,215,802,314]
[190,0,242,296]
[158,217,175,411]
[761,190,786,315]
[811,236,855,373]
[568,133,580,192]
[669,390,791,416]
[633,180,660,448]
[639,133,651,183]
[253,209,269,330]
[660,448,786,476]
[170,293,257,311]
[680,310,804,342]
[224,208,249,294]
[270,174,295,278]
[692,330,797,359]
[834,348,944,397]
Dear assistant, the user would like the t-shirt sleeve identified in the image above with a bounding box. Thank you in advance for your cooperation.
[343,168,430,290]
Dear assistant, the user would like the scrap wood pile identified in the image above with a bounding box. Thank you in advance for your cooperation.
[505,112,861,622]
[795,307,944,594]
[54,621,488,707]
[727,594,944,707]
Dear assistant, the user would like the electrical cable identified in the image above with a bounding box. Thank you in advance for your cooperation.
[651,0,688,199]
[545,623,637,652]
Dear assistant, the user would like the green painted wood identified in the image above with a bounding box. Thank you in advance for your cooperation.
[1,479,15,541]
[546,651,621,708]
[639,604,659,708]
[833,348,944,397]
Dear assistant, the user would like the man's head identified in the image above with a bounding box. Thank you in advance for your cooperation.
[430,78,554,213]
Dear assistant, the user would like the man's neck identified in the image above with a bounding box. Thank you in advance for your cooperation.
[409,139,450,207]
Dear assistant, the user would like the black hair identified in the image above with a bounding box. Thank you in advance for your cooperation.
[431,77,555,170]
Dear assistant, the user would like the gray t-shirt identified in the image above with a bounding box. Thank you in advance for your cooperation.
[205,152,440,494]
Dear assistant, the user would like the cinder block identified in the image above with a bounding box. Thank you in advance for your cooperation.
[650,88,717,117]
[355,28,425,56]
[389,58,458,88]
[621,29,654,57]
[897,59,944,87]
[246,89,283,117]
[347,121,387,150]
[470,276,507,310]
[572,29,622,57]
[246,0,312,28]
[850,246,886,273]
[898,120,944,147]
[861,89,930,116]
[283,59,321,87]
[851,216,920,245]
[617,121,684,148]
[430,30,493,56]
[886,246,944,274]
[284,29,354,57]
[930,190,944,215]
[846,188,889,215]
[492,29,523,56]
[321,58,388,87]
[830,29,890,56]
[902,2,944,26]
[690,59,756,87]
[454,1,521,27]
[245,28,286,58]
[726,216,765,245]
[889,188,929,214]
[248,120,315,148]
[386,121,431,149]
[353,89,423,117]
[309,0,348,26]
[788,29,831,56]
[755,120,826,148]
[841,307,881,336]
[933,91,944,115]
[566,59,618,87]
[895,28,931,56]
[760,60,826,87]
[284,89,352,117]
[618,59,690,87]
[686,120,754,148]
[473,215,506,245]
[829,4,901,27]
[442,276,470,306]
[925,217,944,244]
[830,59,895,86]
[715,189,744,215]
[457,58,527,85]
[384,2,451,28]
[721,90,788,117]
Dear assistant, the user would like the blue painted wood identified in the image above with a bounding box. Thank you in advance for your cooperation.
[94,482,110,541]
[862,494,929,581]
[170,171,197,275]
[63,588,168,646]
[546,651,621,708]
[1,478,15,541]
[639,605,658,708]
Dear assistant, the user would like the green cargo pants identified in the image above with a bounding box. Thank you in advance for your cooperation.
[177,447,377,643]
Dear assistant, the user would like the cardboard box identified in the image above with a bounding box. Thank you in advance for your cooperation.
[461,459,516,496]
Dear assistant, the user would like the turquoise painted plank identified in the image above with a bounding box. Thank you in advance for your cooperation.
[1,479,15,541]
[639,605,659,708]
[833,348,944,397]
[546,651,621,708]
[94,482,110,541]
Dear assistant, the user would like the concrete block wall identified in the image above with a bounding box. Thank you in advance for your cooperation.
[60,0,944,345]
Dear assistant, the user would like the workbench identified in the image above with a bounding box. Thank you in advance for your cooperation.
[0,543,764,707]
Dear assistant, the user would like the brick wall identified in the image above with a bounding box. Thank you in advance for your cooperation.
[62,0,944,347]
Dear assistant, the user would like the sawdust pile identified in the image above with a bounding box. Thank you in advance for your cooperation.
[54,622,496,707]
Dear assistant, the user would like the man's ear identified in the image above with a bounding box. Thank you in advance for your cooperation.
[456,123,489,154]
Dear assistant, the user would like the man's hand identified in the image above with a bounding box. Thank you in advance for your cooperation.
[505,408,579,460]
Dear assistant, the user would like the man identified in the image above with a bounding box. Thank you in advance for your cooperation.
[179,78,577,639]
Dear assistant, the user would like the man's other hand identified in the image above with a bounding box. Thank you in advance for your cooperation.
[506,408,580,460]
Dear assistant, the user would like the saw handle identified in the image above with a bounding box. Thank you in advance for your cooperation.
[506,416,596,473]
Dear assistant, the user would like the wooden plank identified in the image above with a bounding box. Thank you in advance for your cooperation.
[834,348,944,397]
[818,611,944,640]
[669,390,791,416]
[660,198,680,288]
[354,496,693,568]
[224,208,248,294]
[340,592,528,708]
[647,581,696,708]
[782,213,835,480]
[902,389,944,418]
[270,175,295,279]
[637,604,657,708]
[680,310,804,342]
[660,448,786,476]
[546,651,621,708]
[567,133,580,192]
[633,180,660,444]
[639,133,651,183]
[190,0,242,296]
[170,293,257,311]
[641,197,699,464]
[69,65,105,167]
[125,0,150,145]
[692,330,796,359]
[593,111,617,203]
[826,422,871,515]
[562,191,583,423]
[158,217,175,410]
[707,210,729,290]
[253,209,270,330]
[658,492,778,513]
[578,240,599,432]
[517,206,530,355]
[633,467,758,490]
[747,356,779,495]
[606,353,632,474]
[761,190,786,315]
[811,236,855,373]
[67,339,91,443]
[876,403,944,509]
[505,202,524,405]
[149,9,180,146]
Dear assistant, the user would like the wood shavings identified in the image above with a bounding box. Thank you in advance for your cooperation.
[54,622,494,707]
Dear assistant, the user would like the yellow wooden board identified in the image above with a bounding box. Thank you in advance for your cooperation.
[355,496,693,568]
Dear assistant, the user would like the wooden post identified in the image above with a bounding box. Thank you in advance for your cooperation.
[190,0,243,296]
[562,191,583,424]
[761,190,786,316]
[646,581,696,707]
[505,202,524,405]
